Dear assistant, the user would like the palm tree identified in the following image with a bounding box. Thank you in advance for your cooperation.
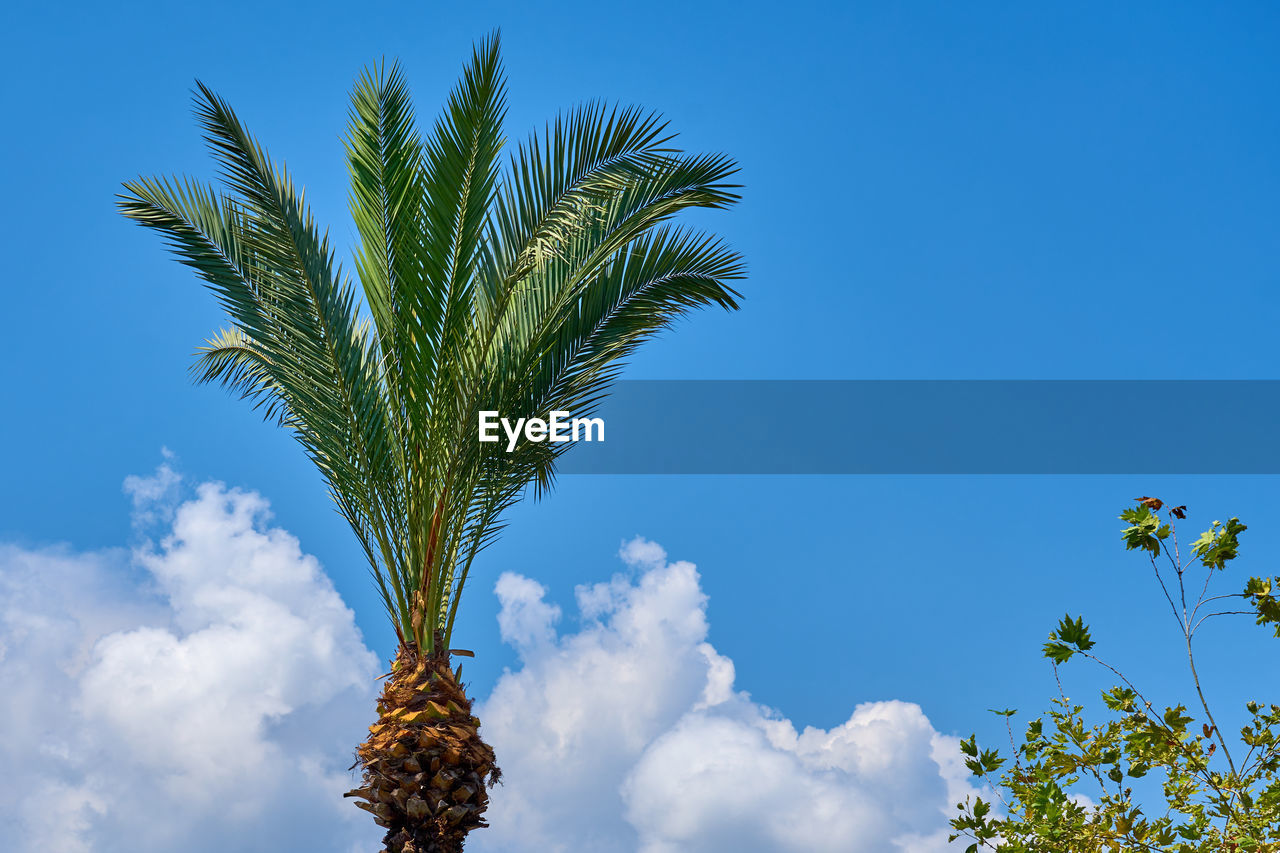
[119,33,742,853]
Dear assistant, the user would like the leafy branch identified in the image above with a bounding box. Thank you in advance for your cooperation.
[951,498,1280,853]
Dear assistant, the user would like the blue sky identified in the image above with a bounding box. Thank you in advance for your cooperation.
[3,2,1280,850]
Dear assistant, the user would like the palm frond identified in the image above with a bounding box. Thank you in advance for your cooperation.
[486,102,674,291]
[120,36,743,652]
[480,150,741,371]
[344,60,429,375]
[192,327,291,423]
[121,91,414,639]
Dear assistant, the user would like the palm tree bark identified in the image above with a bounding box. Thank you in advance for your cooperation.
[347,644,500,852]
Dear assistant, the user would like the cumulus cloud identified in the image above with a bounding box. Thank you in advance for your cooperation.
[1,466,975,852]
[0,465,381,853]
[472,538,976,853]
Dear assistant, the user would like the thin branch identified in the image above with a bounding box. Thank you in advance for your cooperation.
[1149,553,1185,632]
[1190,611,1255,637]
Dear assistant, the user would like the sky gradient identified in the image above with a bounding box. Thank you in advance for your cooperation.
[3,2,1280,850]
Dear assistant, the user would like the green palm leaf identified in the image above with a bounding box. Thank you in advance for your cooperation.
[119,33,742,656]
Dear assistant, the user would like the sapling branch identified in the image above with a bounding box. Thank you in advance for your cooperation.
[1191,566,1215,621]
[1184,631,1236,776]
[1189,611,1253,636]
[953,499,1280,851]
[1149,553,1184,630]
[1154,511,1240,777]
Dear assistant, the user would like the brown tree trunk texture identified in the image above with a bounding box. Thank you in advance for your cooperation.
[346,645,501,853]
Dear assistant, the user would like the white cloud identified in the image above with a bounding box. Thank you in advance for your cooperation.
[0,473,976,853]
[0,466,381,853]
[471,537,976,853]
[121,452,181,526]
[494,572,562,654]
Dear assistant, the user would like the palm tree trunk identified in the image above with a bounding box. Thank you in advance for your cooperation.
[347,644,500,852]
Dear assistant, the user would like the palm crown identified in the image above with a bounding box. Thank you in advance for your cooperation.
[118,34,744,654]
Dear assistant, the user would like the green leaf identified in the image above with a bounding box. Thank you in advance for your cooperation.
[119,35,744,652]
[1120,504,1165,556]
[1044,614,1094,662]
[1191,517,1247,570]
